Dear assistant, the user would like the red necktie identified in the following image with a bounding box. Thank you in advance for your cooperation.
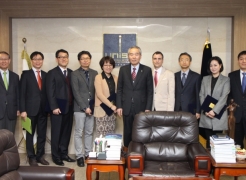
[37,71,42,90]
[154,71,158,87]
[132,68,136,80]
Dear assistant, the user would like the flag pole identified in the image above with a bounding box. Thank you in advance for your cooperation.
[22,38,27,51]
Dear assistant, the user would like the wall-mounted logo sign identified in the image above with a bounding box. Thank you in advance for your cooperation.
[103,34,136,67]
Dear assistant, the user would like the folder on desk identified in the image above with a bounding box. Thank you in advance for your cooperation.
[201,95,227,120]
[21,117,32,134]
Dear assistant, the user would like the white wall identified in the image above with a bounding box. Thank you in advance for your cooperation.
[12,17,232,153]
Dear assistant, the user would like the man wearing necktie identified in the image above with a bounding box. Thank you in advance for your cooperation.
[0,51,19,133]
[152,51,174,111]
[228,50,246,148]
[70,51,98,167]
[116,46,153,149]
[46,49,75,166]
[20,51,49,166]
[174,52,201,120]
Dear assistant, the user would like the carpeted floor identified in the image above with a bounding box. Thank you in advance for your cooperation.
[19,153,246,180]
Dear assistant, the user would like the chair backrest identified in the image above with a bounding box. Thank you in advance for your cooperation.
[132,111,199,161]
[0,129,20,178]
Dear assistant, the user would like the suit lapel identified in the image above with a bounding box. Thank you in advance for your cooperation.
[133,64,143,87]
[30,69,40,90]
[155,68,165,90]
[56,66,67,83]
[176,71,183,92]
[79,68,89,88]
[235,70,244,94]
[207,76,212,96]
[212,75,222,96]
[0,72,6,90]
[126,65,133,86]
[182,71,193,91]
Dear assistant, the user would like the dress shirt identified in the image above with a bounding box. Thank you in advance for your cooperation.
[180,69,190,80]
[58,66,67,76]
[154,66,163,82]
[240,69,246,84]
[0,69,9,84]
[32,67,42,80]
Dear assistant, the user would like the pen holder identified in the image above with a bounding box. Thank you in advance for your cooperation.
[96,144,102,152]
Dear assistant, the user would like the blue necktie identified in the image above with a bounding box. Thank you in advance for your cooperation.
[181,73,186,86]
[242,73,246,93]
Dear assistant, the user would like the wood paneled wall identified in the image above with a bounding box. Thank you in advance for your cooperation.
[0,0,246,70]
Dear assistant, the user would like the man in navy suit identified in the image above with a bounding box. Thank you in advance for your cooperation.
[228,50,246,148]
[116,46,153,148]
[174,52,201,119]
[46,49,75,166]
[20,51,49,166]
[0,51,19,133]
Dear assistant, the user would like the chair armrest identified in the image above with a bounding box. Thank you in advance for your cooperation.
[127,152,144,176]
[187,143,211,177]
[18,166,75,180]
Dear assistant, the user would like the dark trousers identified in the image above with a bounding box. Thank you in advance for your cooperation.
[26,110,47,160]
[235,117,246,148]
[51,106,73,159]
[123,103,136,147]
[204,128,222,148]
[0,110,16,133]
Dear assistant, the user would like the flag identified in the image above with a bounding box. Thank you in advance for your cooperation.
[200,40,212,78]
[21,49,31,70]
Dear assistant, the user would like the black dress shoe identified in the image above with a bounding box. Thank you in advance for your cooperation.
[52,158,64,166]
[37,156,49,165]
[29,158,39,166]
[77,157,84,167]
[62,155,76,162]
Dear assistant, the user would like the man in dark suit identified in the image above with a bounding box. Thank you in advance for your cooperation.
[228,50,246,148]
[20,51,49,166]
[0,51,19,133]
[174,52,201,119]
[46,49,75,166]
[116,46,153,148]
[71,51,97,167]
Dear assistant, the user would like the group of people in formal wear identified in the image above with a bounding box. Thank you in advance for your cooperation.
[0,46,246,168]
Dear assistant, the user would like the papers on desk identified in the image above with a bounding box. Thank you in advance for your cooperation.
[21,117,32,134]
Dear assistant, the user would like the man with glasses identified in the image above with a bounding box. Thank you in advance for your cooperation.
[116,46,153,149]
[20,51,49,166]
[0,51,19,133]
[71,51,97,167]
[46,49,75,166]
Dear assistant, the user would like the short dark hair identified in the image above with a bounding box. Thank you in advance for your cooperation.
[0,51,10,59]
[77,51,92,60]
[238,51,246,60]
[207,56,224,74]
[178,52,192,61]
[55,49,69,58]
[99,56,115,70]
[152,51,163,59]
[30,51,44,60]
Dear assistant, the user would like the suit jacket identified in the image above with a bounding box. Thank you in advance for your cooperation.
[199,74,230,130]
[116,64,153,115]
[0,70,19,120]
[94,73,117,117]
[228,70,246,123]
[174,70,201,114]
[71,67,98,112]
[20,69,47,116]
[46,66,73,114]
[153,68,174,111]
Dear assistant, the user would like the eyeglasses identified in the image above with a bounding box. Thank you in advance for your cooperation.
[80,57,91,61]
[129,53,141,56]
[0,58,10,61]
[103,64,113,67]
[58,56,68,59]
[32,58,43,61]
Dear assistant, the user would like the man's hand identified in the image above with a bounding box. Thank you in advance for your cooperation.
[20,111,27,121]
[53,108,61,115]
[195,113,200,119]
[85,108,92,115]
[117,108,123,117]
[17,110,20,116]
[145,110,150,112]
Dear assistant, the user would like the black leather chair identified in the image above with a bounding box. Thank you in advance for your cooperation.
[0,129,74,180]
[127,111,211,178]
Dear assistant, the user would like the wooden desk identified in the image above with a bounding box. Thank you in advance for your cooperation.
[85,158,125,180]
[131,177,212,180]
[210,154,246,180]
